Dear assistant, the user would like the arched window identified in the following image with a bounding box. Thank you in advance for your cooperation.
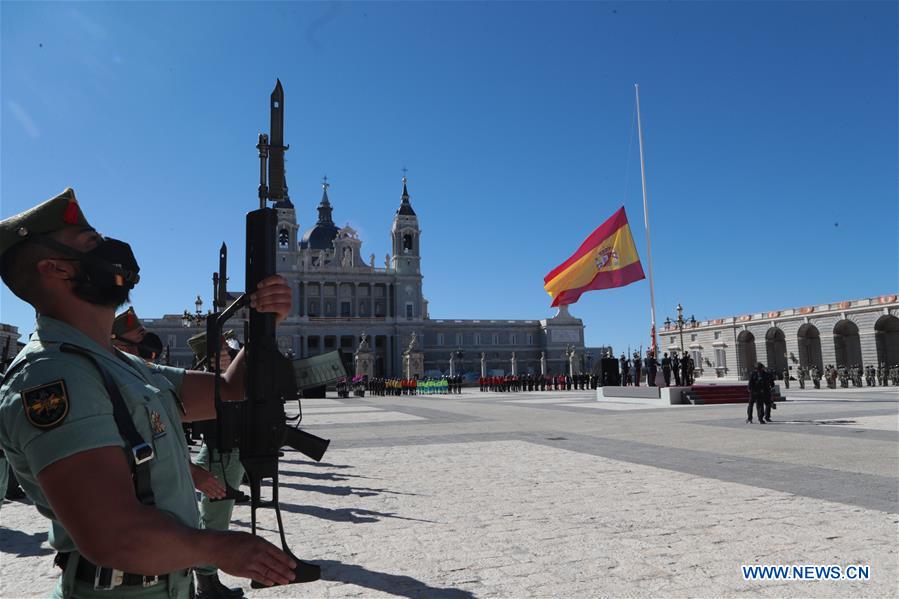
[403,233,413,253]
[278,228,289,249]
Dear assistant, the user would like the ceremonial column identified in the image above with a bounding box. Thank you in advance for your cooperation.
[403,333,424,379]
[354,333,374,378]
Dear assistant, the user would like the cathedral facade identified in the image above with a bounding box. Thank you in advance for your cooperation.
[147,178,590,377]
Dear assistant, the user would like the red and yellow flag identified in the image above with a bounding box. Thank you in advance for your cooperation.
[543,207,645,307]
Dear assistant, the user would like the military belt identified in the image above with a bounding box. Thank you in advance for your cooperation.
[56,552,189,589]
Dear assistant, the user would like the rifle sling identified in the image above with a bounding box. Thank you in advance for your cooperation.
[60,344,156,507]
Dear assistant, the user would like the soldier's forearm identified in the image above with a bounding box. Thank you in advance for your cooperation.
[179,348,247,421]
[87,504,220,575]
[220,347,246,401]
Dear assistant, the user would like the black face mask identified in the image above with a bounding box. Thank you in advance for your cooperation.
[35,236,140,308]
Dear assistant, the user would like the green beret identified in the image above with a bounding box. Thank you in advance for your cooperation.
[188,330,236,361]
[0,188,91,261]
[112,307,143,339]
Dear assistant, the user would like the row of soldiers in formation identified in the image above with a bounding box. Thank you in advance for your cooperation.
[341,375,466,397]
[619,351,695,387]
[478,373,599,392]
[789,363,899,389]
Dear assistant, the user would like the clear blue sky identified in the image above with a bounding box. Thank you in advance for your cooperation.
[2,1,896,354]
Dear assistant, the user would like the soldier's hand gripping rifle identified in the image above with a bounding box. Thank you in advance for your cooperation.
[207,79,330,588]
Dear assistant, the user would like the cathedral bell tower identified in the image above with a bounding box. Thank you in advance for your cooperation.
[390,175,421,275]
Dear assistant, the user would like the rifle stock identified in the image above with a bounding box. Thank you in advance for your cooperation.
[284,426,330,462]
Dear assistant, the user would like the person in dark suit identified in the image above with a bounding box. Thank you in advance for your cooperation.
[747,362,773,423]
[661,353,672,387]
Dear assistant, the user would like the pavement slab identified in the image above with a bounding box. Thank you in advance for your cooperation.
[1,387,897,597]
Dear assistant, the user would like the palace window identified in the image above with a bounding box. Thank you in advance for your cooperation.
[714,331,721,340]
[341,301,351,317]
[167,335,177,348]
[437,333,445,346]
[406,303,413,319]
[527,334,533,345]
[510,334,517,345]
[475,333,481,345]
[456,333,463,346]
[715,348,727,369]
[492,333,499,345]
[308,301,319,317]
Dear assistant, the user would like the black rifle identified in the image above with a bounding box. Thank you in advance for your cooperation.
[207,80,329,588]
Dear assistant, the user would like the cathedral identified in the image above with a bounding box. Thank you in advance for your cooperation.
[146,177,593,378]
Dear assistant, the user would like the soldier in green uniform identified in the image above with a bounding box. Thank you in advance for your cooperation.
[0,189,298,598]
[186,331,247,598]
[111,308,230,502]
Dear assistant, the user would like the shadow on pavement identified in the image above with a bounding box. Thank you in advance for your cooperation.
[278,503,438,524]
[0,527,53,557]
[279,457,355,469]
[317,560,476,598]
[229,519,281,534]
[279,480,422,498]
[768,419,858,425]
[278,481,378,498]
[278,469,378,482]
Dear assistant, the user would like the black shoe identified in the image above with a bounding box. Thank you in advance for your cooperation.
[758,420,766,424]
[746,419,753,424]
[4,484,26,501]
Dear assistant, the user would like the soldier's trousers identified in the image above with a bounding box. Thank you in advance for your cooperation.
[196,446,245,576]
[747,396,765,421]
[0,455,7,505]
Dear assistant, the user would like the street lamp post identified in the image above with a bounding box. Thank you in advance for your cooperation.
[664,303,696,354]
[182,295,209,328]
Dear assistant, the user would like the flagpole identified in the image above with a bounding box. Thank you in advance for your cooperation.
[634,84,663,385]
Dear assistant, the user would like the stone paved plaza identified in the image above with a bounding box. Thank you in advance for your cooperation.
[1,387,897,598]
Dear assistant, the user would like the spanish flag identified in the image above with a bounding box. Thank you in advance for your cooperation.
[543,207,645,307]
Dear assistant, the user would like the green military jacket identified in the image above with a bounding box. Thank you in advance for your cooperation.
[0,316,199,553]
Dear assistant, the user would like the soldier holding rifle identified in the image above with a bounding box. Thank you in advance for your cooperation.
[0,189,297,597]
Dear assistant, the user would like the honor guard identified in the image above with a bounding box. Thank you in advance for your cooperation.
[0,189,297,597]
[186,331,249,599]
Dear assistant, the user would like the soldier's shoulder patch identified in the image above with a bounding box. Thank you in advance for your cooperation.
[21,380,69,429]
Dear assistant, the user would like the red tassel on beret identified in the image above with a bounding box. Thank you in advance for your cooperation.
[63,199,80,225]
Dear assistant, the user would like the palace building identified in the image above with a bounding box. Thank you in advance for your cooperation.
[663,294,899,381]
[145,178,595,377]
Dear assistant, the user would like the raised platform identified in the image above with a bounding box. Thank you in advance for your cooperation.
[684,383,783,405]
[596,386,690,405]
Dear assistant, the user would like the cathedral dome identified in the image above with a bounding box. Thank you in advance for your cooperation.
[301,180,340,250]
[300,222,339,250]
